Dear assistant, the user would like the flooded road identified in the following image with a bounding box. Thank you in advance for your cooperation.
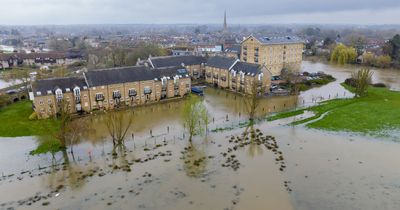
[1,62,400,210]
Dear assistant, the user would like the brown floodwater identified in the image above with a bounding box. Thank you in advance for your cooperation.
[0,62,400,210]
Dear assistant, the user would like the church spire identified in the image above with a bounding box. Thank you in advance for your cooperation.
[223,10,228,32]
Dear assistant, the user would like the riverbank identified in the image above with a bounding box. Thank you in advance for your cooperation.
[268,85,400,137]
[0,100,60,137]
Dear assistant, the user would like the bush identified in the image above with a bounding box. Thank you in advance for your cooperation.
[344,78,357,87]
[28,112,38,120]
[372,83,387,88]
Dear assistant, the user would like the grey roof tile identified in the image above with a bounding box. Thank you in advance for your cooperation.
[206,56,237,69]
[150,55,206,68]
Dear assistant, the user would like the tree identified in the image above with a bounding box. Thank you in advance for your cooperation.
[3,68,31,91]
[374,55,392,68]
[55,99,72,148]
[351,68,373,98]
[49,38,70,51]
[104,110,134,146]
[243,77,265,122]
[362,52,375,66]
[330,44,357,64]
[182,94,208,142]
[65,117,91,155]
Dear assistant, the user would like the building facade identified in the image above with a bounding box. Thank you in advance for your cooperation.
[205,56,271,94]
[240,35,304,76]
[0,51,84,69]
[147,55,207,80]
[33,66,191,118]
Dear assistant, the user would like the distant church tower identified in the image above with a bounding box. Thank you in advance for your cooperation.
[223,10,228,33]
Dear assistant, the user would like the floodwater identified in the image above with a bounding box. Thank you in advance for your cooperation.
[1,62,400,210]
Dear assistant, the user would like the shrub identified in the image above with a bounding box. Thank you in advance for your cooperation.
[28,112,38,120]
[344,78,357,87]
[372,83,387,88]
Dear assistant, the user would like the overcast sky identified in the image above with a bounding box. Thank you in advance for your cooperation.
[2,0,400,25]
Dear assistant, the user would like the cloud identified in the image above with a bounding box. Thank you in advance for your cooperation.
[1,0,400,24]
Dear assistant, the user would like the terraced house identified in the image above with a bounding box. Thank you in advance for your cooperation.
[0,50,84,69]
[32,66,191,118]
[146,55,207,80]
[205,56,271,94]
[33,77,90,119]
[240,35,304,76]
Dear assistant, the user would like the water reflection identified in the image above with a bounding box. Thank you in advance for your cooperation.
[182,142,208,178]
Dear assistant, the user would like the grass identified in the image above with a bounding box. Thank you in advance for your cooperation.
[267,109,305,121]
[268,85,400,134]
[0,100,60,137]
[29,136,64,155]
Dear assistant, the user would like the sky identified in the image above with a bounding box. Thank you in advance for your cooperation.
[2,0,400,25]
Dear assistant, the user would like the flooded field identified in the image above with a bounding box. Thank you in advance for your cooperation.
[1,61,400,210]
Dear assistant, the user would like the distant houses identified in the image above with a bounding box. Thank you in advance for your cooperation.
[0,50,85,69]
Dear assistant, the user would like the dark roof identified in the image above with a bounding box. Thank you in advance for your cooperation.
[225,45,241,53]
[0,52,69,61]
[252,35,304,45]
[84,66,189,87]
[206,56,237,69]
[149,55,206,68]
[231,62,261,75]
[34,77,86,96]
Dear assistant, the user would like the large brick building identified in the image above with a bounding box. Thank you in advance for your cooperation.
[240,35,304,76]
[33,66,191,118]
[205,56,271,94]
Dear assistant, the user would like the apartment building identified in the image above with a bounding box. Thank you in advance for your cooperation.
[147,55,207,80]
[240,35,304,76]
[32,66,191,118]
[205,56,271,94]
[33,77,90,119]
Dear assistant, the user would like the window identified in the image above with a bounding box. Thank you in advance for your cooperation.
[128,89,137,97]
[55,88,63,102]
[112,90,121,99]
[144,87,152,94]
[39,100,44,105]
[95,93,104,101]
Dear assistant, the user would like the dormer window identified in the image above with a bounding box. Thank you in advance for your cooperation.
[55,88,63,102]
[74,87,81,103]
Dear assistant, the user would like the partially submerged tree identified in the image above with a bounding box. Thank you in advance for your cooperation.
[351,68,373,98]
[244,78,265,122]
[104,110,134,146]
[182,94,209,142]
[55,99,72,148]
[65,117,91,155]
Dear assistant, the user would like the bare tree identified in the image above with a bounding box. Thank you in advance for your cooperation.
[55,99,72,148]
[65,117,91,155]
[352,68,373,98]
[104,110,134,146]
[244,78,265,122]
